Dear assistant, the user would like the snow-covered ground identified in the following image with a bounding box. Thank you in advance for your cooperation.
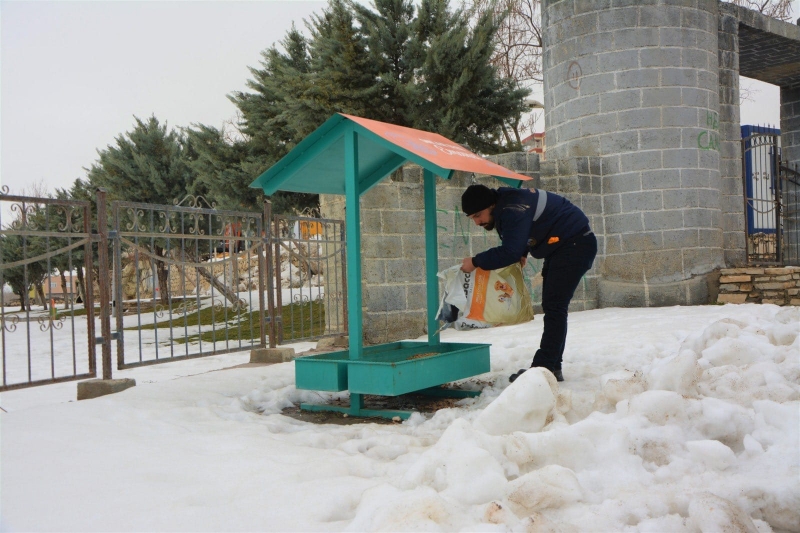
[1,303,798,532]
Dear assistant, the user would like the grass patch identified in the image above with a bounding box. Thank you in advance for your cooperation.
[54,307,101,318]
[175,300,327,345]
[122,298,326,344]
[126,303,247,331]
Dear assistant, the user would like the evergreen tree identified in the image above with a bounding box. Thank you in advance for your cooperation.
[185,123,317,214]
[87,116,192,204]
[86,116,193,304]
[352,0,419,125]
[411,0,529,153]
[188,26,320,214]
[193,0,528,213]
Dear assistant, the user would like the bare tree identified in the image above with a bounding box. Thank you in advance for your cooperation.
[725,0,794,21]
[468,0,795,142]
[467,0,544,143]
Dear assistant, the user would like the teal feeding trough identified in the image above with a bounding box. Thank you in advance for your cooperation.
[251,113,531,419]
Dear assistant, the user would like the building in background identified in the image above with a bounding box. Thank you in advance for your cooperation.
[522,132,545,159]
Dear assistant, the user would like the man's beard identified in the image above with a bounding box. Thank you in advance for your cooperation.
[481,220,495,231]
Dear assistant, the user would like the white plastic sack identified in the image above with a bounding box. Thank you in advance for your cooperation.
[437,263,534,331]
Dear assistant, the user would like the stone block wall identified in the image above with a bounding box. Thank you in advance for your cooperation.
[782,88,800,263]
[541,0,726,307]
[718,8,747,266]
[717,266,800,305]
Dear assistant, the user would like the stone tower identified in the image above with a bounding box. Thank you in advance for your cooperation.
[541,0,725,306]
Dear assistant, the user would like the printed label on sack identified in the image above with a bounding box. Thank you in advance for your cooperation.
[466,268,490,321]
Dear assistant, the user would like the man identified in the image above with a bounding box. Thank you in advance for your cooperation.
[460,184,596,382]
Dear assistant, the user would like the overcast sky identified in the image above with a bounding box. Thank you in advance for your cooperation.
[1,0,325,196]
[1,0,797,198]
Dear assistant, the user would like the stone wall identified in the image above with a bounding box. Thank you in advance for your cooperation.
[717,266,800,305]
[718,7,748,266]
[541,0,726,308]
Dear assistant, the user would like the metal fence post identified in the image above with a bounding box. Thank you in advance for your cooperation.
[274,216,284,344]
[262,200,276,348]
[774,136,783,263]
[95,188,113,380]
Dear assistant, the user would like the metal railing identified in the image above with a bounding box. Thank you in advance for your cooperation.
[0,187,98,390]
[270,213,347,346]
[741,127,800,266]
[0,188,346,389]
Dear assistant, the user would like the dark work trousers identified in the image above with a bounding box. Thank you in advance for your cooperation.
[531,233,597,371]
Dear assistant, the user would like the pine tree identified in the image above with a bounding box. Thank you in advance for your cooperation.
[86,116,193,304]
[352,0,419,126]
[411,0,529,153]
[87,116,192,204]
[193,0,529,213]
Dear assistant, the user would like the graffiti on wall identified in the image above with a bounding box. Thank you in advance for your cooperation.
[697,110,720,151]
[567,61,582,90]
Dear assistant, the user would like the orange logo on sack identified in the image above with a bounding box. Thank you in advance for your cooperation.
[548,236,560,244]
[466,269,490,321]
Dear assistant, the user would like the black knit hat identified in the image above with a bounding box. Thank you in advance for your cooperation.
[461,184,498,215]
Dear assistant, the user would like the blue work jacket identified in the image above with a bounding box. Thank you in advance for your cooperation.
[472,187,590,270]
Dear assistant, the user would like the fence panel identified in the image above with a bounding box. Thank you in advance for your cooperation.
[112,197,267,369]
[0,187,98,390]
[742,127,781,263]
[1,188,349,384]
[271,214,347,345]
[742,127,800,266]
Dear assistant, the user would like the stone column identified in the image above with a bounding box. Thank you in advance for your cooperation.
[782,87,800,165]
[541,0,725,306]
[781,87,800,263]
[718,9,747,266]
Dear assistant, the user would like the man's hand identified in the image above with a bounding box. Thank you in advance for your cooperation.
[461,257,477,273]
[520,256,527,267]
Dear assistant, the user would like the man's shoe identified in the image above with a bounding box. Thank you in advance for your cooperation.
[531,364,565,382]
[509,367,564,383]
[508,368,527,383]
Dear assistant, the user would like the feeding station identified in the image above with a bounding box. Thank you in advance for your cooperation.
[251,113,531,419]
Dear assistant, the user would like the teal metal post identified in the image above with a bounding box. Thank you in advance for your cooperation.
[344,126,363,360]
[423,169,440,346]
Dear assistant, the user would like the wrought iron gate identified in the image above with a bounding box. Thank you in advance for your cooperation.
[269,213,347,346]
[0,187,99,390]
[110,195,269,368]
[1,187,347,389]
[741,126,800,266]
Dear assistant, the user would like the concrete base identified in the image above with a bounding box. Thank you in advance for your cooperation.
[598,275,711,308]
[77,378,136,400]
[316,335,349,351]
[250,347,296,364]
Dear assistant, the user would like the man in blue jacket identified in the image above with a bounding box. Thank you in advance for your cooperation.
[460,184,597,382]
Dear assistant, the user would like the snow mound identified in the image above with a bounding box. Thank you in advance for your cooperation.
[474,368,558,435]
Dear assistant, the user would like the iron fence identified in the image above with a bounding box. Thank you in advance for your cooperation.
[0,187,98,390]
[0,188,346,389]
[110,194,269,369]
[741,126,800,266]
[270,213,347,346]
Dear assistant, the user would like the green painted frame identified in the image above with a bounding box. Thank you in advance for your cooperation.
[251,114,530,418]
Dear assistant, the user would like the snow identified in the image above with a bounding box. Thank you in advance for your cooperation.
[1,303,798,532]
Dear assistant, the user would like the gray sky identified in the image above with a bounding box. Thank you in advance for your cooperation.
[1,0,797,198]
[1,0,325,196]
